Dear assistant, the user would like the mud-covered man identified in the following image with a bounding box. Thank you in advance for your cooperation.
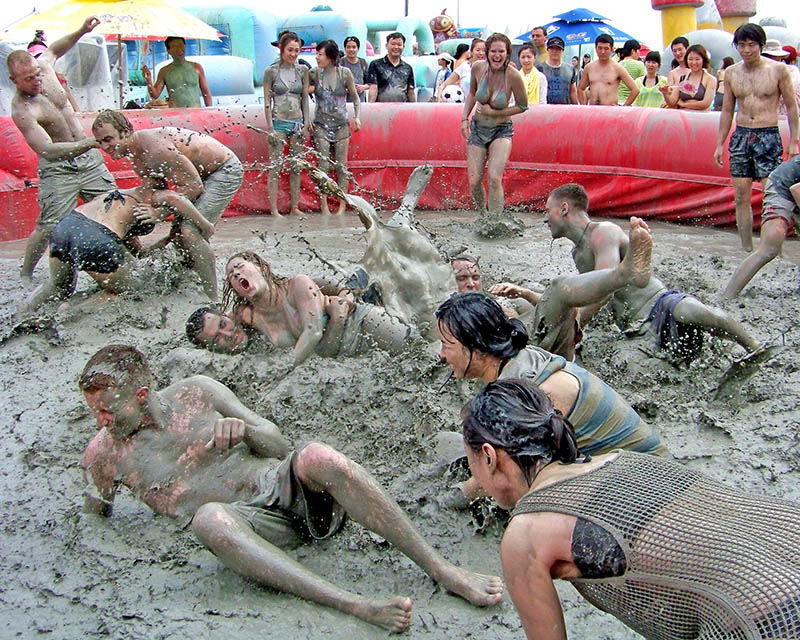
[92,110,244,297]
[714,23,799,252]
[80,345,503,632]
[8,15,116,283]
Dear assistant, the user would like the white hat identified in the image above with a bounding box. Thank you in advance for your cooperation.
[437,52,455,63]
[762,39,789,58]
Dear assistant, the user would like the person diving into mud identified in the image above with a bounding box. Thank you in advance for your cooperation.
[79,345,503,632]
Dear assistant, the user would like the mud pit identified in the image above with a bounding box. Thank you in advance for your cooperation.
[1,208,799,639]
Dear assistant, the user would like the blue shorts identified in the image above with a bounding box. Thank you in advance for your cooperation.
[273,118,304,138]
[49,210,124,274]
[728,126,783,180]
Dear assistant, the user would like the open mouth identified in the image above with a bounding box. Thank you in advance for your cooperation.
[237,277,250,293]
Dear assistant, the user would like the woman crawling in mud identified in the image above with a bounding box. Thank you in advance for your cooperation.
[465,378,800,640]
[20,185,212,313]
[217,251,409,365]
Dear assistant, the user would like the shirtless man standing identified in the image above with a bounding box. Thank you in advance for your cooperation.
[141,36,212,108]
[714,23,799,252]
[545,183,761,361]
[80,345,502,632]
[92,110,244,297]
[9,15,116,283]
[666,36,690,88]
[577,34,639,106]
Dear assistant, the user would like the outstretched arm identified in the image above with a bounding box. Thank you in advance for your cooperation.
[44,15,99,61]
[150,190,214,238]
[192,375,290,459]
[577,224,625,326]
[489,282,542,306]
[14,107,99,161]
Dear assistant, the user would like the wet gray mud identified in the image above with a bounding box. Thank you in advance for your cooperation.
[1,209,799,639]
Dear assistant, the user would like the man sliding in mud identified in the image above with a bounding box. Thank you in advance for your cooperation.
[544,183,764,365]
[80,345,503,632]
[92,110,244,298]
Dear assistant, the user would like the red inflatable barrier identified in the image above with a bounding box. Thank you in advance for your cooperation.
[0,104,790,242]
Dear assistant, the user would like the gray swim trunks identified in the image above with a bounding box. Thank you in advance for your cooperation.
[761,178,800,231]
[36,148,116,232]
[192,155,244,224]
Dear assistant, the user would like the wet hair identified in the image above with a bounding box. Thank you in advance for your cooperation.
[343,35,360,49]
[455,43,470,59]
[317,39,339,64]
[435,291,528,361]
[386,31,406,44]
[518,43,536,57]
[462,378,579,483]
[470,38,485,53]
[221,251,286,314]
[721,56,735,69]
[549,183,589,211]
[164,36,186,51]
[450,253,479,266]
[616,39,641,59]
[644,50,661,64]
[186,306,214,345]
[595,34,614,47]
[79,345,154,392]
[279,31,302,54]
[7,50,36,75]
[733,23,766,49]
[92,109,134,136]
[686,44,710,69]
[530,26,547,39]
[671,36,689,50]
[485,33,512,69]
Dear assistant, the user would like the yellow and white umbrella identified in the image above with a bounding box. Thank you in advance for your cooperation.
[7,0,221,106]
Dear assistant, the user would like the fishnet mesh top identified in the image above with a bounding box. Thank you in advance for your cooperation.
[511,451,800,639]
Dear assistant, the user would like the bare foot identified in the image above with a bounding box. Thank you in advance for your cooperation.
[438,566,504,607]
[335,200,346,215]
[289,208,302,216]
[269,209,283,218]
[352,596,412,632]
[620,216,652,288]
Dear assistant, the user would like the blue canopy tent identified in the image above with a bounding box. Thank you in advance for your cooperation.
[517,8,637,46]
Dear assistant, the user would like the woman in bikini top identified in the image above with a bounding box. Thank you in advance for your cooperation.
[663,44,716,111]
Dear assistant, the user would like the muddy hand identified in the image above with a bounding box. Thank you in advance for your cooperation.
[205,418,246,452]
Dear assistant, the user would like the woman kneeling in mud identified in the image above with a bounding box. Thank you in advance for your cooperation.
[21,185,212,312]
[220,251,409,366]
[465,378,800,640]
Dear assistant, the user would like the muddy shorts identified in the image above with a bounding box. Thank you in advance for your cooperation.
[761,178,800,232]
[222,443,347,549]
[728,126,783,180]
[191,156,244,225]
[644,289,703,362]
[49,210,124,273]
[273,118,305,139]
[467,119,514,148]
[312,120,350,144]
[36,149,116,233]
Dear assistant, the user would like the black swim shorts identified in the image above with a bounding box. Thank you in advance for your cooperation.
[49,210,125,274]
[728,126,783,180]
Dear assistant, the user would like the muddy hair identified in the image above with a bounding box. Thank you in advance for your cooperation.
[185,306,214,345]
[221,251,287,316]
[462,378,578,484]
[435,291,528,360]
[6,49,37,74]
[79,345,154,392]
[92,109,134,136]
[317,39,340,64]
[485,33,512,70]
[686,44,710,69]
[550,183,589,211]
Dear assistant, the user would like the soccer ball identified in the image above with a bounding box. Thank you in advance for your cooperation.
[442,86,464,103]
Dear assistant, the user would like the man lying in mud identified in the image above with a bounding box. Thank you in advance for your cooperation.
[80,345,503,632]
[92,110,244,298]
[545,183,764,363]
[185,251,410,362]
[19,184,212,314]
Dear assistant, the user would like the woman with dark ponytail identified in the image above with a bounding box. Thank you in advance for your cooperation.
[435,291,666,502]
[464,378,800,640]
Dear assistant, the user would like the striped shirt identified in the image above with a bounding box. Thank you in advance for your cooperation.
[633,75,667,108]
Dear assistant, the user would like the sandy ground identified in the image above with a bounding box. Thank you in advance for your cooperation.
[1,207,799,639]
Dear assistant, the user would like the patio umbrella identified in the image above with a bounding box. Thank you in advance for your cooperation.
[517,7,637,45]
[7,0,220,107]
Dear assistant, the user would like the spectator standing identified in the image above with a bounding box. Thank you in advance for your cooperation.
[341,36,368,103]
[667,36,690,87]
[438,38,486,101]
[529,26,548,66]
[434,52,454,98]
[518,44,546,105]
[616,39,645,105]
[367,32,415,102]
[577,34,639,106]
[633,51,668,108]
[142,36,212,108]
[714,56,735,111]
[453,43,470,73]
[663,44,716,111]
[761,40,800,116]
[536,36,577,105]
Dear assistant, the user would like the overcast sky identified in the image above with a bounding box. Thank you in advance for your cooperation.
[5,0,799,50]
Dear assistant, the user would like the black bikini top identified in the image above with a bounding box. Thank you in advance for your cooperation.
[104,190,156,236]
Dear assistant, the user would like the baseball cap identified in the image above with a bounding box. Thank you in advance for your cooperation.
[547,36,565,50]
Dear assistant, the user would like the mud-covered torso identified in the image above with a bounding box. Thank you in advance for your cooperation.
[267,61,306,121]
[727,60,785,129]
[84,381,267,519]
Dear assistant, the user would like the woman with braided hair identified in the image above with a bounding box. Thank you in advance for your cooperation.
[464,378,800,640]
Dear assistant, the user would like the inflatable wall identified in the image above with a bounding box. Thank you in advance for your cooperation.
[0,104,790,242]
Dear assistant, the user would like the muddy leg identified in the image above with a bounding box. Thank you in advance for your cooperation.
[672,296,758,351]
[191,502,413,632]
[392,165,434,223]
[268,135,286,216]
[296,443,504,608]
[315,135,332,215]
[288,136,305,215]
[359,307,410,353]
[732,177,754,252]
[466,145,488,213]
[485,138,511,215]
[20,256,76,312]
[334,138,350,214]
[20,228,50,283]
[722,218,787,299]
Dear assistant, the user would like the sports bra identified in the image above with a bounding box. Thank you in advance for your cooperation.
[475,68,509,109]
